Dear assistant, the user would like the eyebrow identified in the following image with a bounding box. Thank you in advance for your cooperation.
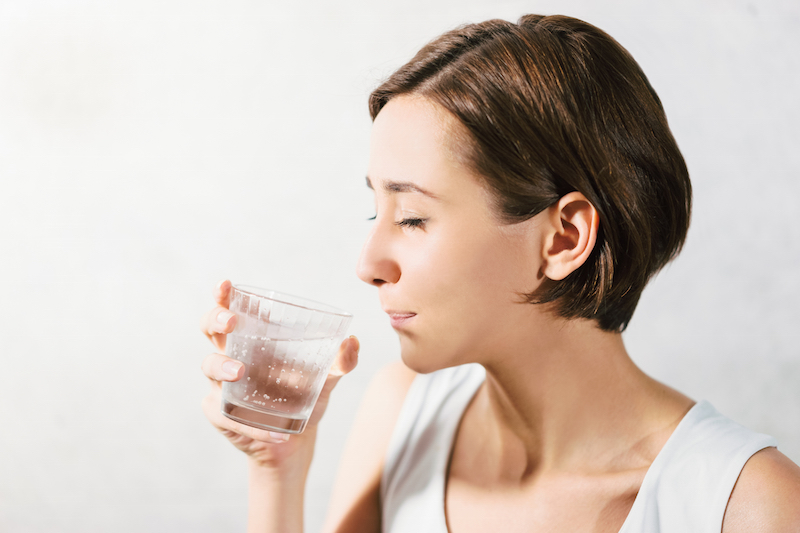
[365,176,439,200]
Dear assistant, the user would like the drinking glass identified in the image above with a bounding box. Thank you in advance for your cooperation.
[221,285,352,434]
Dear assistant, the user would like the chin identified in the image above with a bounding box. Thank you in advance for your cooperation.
[400,355,439,374]
[398,338,464,375]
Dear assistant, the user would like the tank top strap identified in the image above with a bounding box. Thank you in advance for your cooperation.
[381,364,485,533]
[381,368,777,533]
[619,400,777,533]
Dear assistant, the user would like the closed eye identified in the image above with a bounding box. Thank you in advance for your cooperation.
[396,217,427,229]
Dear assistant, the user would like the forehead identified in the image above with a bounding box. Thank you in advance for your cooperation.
[368,96,473,195]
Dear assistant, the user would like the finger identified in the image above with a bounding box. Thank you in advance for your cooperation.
[200,305,237,337]
[305,336,359,427]
[214,279,232,308]
[200,306,238,349]
[201,352,244,382]
[201,393,290,444]
[318,336,360,401]
[330,336,360,377]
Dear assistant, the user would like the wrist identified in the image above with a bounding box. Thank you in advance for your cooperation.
[247,458,307,533]
[244,428,319,532]
[247,454,310,486]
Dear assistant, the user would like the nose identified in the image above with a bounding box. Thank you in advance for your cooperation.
[356,223,401,287]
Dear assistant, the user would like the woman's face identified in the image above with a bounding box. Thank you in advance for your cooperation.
[357,96,547,372]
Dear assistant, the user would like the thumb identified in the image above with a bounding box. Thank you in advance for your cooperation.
[307,336,360,426]
[330,336,359,377]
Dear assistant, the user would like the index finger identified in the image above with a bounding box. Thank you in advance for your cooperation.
[200,305,237,350]
[214,279,232,308]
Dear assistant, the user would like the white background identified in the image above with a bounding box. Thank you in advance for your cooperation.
[1,0,798,531]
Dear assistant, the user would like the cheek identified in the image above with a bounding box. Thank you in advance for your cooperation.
[411,231,528,322]
[396,229,539,370]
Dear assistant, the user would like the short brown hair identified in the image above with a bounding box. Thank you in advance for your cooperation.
[368,14,691,332]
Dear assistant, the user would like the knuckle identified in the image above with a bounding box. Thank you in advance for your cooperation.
[202,353,226,380]
[201,356,214,378]
[201,394,215,416]
[200,311,214,334]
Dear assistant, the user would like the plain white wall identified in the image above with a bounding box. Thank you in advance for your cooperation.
[0,0,798,531]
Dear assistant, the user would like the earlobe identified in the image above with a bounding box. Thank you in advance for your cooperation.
[541,192,599,281]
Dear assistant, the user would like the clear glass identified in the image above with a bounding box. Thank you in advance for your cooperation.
[221,285,352,434]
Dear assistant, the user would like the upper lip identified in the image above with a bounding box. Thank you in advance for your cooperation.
[384,309,416,317]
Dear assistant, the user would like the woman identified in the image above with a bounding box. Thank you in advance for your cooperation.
[200,14,800,532]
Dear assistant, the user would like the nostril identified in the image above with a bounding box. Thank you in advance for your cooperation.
[356,249,400,286]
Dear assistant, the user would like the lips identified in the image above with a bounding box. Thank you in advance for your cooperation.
[386,311,416,328]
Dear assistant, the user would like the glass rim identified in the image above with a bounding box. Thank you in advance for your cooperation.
[232,284,353,318]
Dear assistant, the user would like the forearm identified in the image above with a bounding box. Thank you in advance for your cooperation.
[247,458,310,533]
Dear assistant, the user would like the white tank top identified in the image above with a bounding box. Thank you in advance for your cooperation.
[380,364,777,533]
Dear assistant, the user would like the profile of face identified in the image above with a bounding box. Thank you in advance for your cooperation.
[357,96,569,373]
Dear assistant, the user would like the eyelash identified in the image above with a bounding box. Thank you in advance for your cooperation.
[367,215,427,229]
[396,217,426,229]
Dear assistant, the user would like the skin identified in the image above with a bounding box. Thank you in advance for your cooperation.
[200,95,800,532]
[200,279,360,532]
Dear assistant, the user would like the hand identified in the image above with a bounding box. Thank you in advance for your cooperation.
[200,280,359,469]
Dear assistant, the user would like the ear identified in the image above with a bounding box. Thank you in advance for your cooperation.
[540,191,599,281]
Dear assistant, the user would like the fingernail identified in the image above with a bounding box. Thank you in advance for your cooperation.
[222,360,241,379]
[349,335,360,353]
[268,431,290,442]
[216,279,228,291]
[217,311,234,325]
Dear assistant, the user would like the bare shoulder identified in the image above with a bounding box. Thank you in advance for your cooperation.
[722,447,800,533]
[322,360,417,533]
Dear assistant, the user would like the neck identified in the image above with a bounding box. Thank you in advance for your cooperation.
[470,316,692,480]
